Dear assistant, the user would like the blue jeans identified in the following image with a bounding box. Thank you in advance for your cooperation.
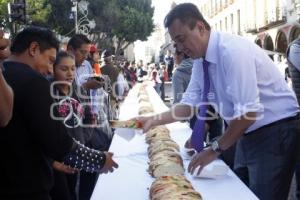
[154,83,161,94]
[234,119,300,200]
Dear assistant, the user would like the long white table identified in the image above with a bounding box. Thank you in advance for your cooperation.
[91,84,259,200]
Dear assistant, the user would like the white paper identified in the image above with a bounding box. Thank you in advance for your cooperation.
[115,128,136,141]
[192,161,229,179]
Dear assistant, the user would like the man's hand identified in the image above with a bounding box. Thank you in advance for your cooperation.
[136,115,155,133]
[188,147,220,176]
[0,30,10,61]
[52,161,78,174]
[99,152,119,174]
[184,137,197,157]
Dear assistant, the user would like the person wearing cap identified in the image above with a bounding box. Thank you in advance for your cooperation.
[89,45,102,76]
[101,50,120,119]
[101,50,119,89]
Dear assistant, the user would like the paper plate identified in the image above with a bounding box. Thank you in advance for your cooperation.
[192,162,229,179]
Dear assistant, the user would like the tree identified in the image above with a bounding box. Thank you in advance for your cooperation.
[113,2,154,56]
[27,0,51,26]
[0,0,73,37]
[0,0,10,28]
[88,0,154,56]
[0,0,12,35]
[0,0,51,37]
[45,0,74,36]
[87,0,120,51]
[0,0,155,49]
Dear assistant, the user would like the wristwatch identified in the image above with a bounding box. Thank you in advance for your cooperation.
[211,140,224,154]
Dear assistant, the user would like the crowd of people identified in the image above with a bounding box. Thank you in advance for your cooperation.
[0,2,300,200]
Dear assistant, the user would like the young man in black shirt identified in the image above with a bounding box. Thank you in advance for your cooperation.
[0,26,118,200]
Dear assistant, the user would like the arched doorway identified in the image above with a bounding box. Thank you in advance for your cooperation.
[276,31,288,53]
[264,35,274,60]
[255,38,262,47]
[264,35,274,51]
[289,26,300,42]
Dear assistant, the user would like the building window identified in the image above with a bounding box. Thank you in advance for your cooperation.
[220,0,222,11]
[237,9,241,35]
[220,20,223,31]
[231,13,234,33]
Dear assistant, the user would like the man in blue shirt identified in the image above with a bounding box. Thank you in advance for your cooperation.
[139,3,300,200]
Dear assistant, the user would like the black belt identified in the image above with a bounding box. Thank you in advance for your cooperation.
[249,113,300,134]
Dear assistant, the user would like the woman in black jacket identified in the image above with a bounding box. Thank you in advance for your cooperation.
[50,51,117,200]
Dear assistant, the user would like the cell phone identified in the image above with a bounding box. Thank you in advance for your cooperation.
[92,76,104,82]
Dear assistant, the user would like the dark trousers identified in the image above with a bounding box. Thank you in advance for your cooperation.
[160,78,165,101]
[50,171,77,200]
[296,159,300,199]
[79,172,98,200]
[234,119,300,200]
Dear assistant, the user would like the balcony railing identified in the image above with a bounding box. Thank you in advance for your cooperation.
[245,27,258,33]
[257,7,286,31]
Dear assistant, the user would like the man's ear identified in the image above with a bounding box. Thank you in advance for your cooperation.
[67,46,75,53]
[28,42,40,57]
[196,21,205,33]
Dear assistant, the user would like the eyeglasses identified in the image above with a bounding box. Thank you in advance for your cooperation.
[78,49,90,56]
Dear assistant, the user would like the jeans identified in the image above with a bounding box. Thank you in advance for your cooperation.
[234,119,300,200]
[154,83,161,94]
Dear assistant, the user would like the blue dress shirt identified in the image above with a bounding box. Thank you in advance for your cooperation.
[181,31,299,132]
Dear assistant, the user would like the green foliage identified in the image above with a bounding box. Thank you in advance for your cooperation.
[27,0,51,26]
[113,5,154,43]
[88,0,120,34]
[114,0,154,54]
[46,0,74,35]
[0,0,154,48]
[0,0,12,28]
[88,0,154,54]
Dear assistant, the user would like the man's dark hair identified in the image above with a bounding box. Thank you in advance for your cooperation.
[10,26,60,54]
[67,34,91,50]
[164,3,211,31]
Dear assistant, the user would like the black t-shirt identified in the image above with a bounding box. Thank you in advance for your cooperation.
[0,61,73,199]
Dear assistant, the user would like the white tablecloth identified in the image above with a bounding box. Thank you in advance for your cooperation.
[91,84,259,200]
